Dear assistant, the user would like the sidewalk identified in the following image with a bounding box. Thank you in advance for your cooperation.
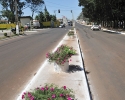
[0,29,38,39]
[102,28,125,35]
[77,22,125,35]
[17,28,91,100]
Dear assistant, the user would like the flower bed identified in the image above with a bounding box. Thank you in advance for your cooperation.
[67,31,74,36]
[22,83,76,100]
[46,45,76,65]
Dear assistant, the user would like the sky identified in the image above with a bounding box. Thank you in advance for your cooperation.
[23,0,83,20]
[0,0,83,20]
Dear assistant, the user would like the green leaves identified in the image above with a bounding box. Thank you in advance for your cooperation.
[46,45,76,65]
[78,0,125,22]
[22,83,76,100]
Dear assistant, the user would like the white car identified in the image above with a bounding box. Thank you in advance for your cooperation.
[91,25,101,30]
[59,24,65,28]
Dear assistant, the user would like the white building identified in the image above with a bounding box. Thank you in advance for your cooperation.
[19,16,32,26]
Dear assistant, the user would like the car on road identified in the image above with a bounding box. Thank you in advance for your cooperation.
[68,21,72,26]
[59,24,65,28]
[91,25,101,30]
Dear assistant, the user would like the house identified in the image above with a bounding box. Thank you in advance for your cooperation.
[19,16,32,26]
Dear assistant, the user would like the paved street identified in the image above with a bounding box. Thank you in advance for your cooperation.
[1,23,125,100]
[0,27,71,100]
[76,23,125,100]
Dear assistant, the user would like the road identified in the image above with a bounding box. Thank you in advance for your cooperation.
[0,27,71,100]
[76,23,125,100]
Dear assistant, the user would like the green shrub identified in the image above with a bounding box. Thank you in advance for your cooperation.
[22,83,76,100]
[67,31,74,36]
[0,28,7,30]
[46,45,76,65]
[71,28,74,30]
[4,33,7,37]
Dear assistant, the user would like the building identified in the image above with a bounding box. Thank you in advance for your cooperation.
[19,16,32,26]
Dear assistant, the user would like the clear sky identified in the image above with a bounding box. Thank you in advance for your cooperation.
[0,0,83,20]
[23,0,83,20]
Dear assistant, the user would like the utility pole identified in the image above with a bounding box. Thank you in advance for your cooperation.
[54,10,57,17]
[54,10,57,27]
[71,10,75,27]
[15,0,19,34]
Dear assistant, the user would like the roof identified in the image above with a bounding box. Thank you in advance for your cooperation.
[19,16,32,19]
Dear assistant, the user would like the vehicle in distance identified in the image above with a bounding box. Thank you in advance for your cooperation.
[68,21,72,26]
[91,25,101,30]
[33,20,40,28]
[59,24,65,28]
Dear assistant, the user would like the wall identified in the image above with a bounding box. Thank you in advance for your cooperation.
[0,24,16,29]
[20,18,31,26]
[42,21,60,27]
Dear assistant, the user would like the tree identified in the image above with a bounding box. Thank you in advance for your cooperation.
[78,0,125,29]
[1,10,15,23]
[35,11,45,22]
[0,0,25,22]
[25,0,44,19]
[44,6,50,21]
[51,15,56,21]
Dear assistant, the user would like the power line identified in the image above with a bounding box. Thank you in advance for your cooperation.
[45,4,81,11]
[44,0,78,9]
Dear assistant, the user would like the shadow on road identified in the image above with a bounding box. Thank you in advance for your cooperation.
[68,64,83,73]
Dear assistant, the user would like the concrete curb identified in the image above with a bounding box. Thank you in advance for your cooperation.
[75,28,92,100]
[102,28,125,35]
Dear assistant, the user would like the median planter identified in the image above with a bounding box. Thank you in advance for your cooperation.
[22,83,76,100]
[67,30,75,39]
[54,61,69,72]
[46,45,76,73]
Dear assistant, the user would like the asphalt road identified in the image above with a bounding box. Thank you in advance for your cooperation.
[76,23,125,100]
[0,27,71,100]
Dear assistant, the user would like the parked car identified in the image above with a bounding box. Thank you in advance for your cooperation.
[33,20,40,28]
[91,25,101,30]
[59,24,65,28]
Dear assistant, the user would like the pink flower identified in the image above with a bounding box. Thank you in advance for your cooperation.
[67,97,72,100]
[28,92,32,98]
[40,87,45,91]
[22,95,25,99]
[23,92,26,95]
[45,86,48,90]
[52,94,56,98]
[46,53,50,58]
[30,96,34,100]
[63,86,66,90]
[60,94,64,97]
[50,87,54,91]
[70,59,72,61]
